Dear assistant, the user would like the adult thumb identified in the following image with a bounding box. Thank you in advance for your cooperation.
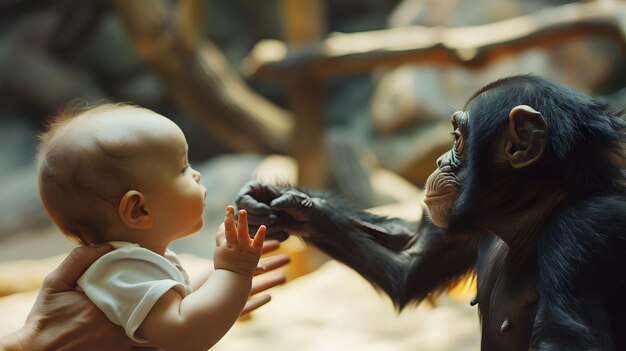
[44,244,112,292]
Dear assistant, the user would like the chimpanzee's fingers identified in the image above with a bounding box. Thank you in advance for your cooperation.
[235,180,284,215]
[241,180,284,197]
[270,190,313,213]
[270,190,315,221]
[246,213,278,227]
[236,194,272,216]
[265,229,290,242]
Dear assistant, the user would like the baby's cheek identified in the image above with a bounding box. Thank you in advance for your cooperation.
[192,195,206,223]
[195,191,205,212]
[183,186,204,211]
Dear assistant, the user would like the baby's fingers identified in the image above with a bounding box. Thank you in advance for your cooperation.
[224,206,237,244]
[252,225,267,249]
[215,223,226,246]
[237,209,252,246]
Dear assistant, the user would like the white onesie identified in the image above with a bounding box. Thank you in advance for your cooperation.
[77,241,193,342]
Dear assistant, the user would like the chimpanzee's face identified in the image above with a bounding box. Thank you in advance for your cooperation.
[423,102,548,229]
[424,111,467,228]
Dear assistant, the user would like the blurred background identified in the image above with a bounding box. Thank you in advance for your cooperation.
[0,0,624,350]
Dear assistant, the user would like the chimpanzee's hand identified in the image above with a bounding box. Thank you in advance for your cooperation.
[235,180,326,241]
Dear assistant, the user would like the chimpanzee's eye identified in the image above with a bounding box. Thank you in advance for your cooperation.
[453,130,464,153]
[453,130,461,142]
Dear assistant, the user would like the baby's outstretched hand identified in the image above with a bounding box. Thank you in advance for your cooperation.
[213,205,266,276]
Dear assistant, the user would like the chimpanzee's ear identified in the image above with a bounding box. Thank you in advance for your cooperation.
[505,105,548,169]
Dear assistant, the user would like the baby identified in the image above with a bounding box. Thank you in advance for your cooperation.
[36,104,270,350]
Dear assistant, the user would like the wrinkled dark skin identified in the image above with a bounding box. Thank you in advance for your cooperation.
[237,75,626,350]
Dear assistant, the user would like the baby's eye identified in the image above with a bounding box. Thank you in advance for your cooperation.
[181,164,190,174]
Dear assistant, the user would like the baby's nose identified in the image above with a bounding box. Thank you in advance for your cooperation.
[192,170,202,182]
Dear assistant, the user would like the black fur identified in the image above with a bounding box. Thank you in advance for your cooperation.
[236,75,626,350]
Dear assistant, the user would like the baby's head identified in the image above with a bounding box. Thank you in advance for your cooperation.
[37,104,207,246]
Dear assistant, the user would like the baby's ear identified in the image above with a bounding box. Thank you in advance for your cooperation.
[118,190,153,229]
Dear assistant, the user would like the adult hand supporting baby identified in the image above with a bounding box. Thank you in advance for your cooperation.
[14,239,286,351]
[0,234,289,351]
[0,244,138,351]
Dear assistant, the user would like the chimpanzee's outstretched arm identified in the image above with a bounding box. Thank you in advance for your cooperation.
[236,181,478,309]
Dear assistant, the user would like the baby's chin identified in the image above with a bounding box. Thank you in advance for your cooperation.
[179,218,205,238]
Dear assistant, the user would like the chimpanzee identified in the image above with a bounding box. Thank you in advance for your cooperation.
[236,75,626,350]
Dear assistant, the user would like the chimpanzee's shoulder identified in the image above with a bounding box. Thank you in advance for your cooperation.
[570,194,626,229]
[542,194,626,257]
